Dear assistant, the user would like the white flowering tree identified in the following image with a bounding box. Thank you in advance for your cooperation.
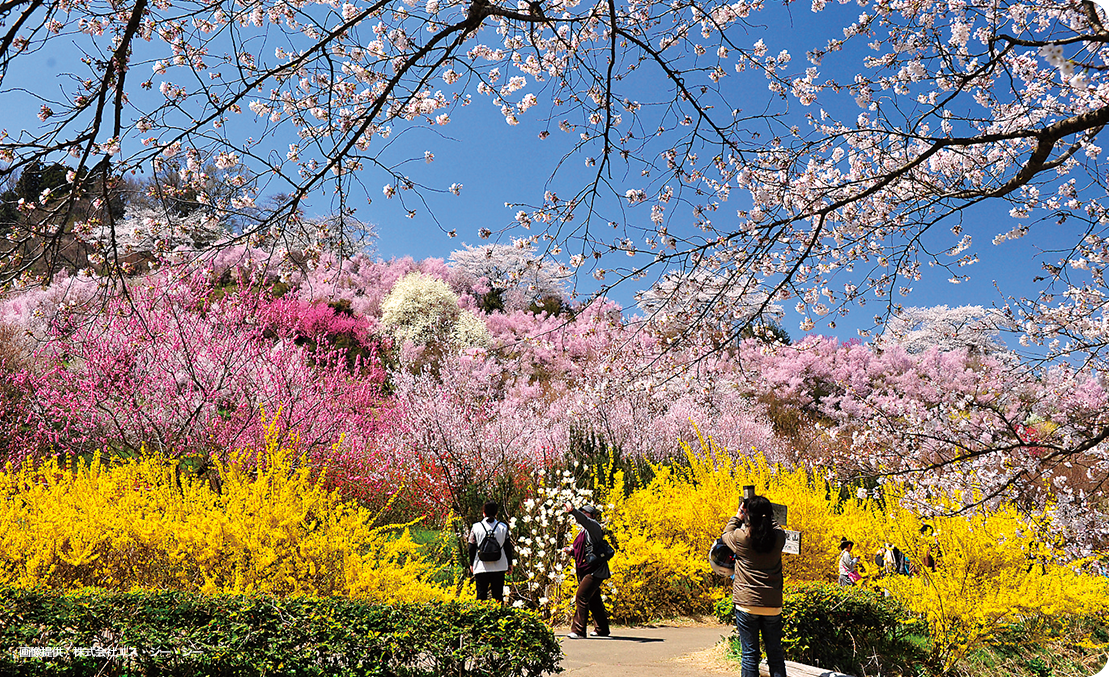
[84,204,229,259]
[877,305,1009,355]
[267,212,378,260]
[3,0,1109,356]
[508,475,594,617]
[448,242,568,313]
[380,271,490,368]
[635,268,783,343]
[5,0,1109,503]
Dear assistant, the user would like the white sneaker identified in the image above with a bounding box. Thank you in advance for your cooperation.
[589,631,611,638]
[567,632,583,639]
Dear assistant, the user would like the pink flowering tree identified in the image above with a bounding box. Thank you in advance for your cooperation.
[738,335,1109,552]
[5,0,1109,522]
[0,269,397,503]
[387,352,568,516]
[377,286,788,512]
[460,299,784,462]
[3,0,1109,367]
[290,253,453,319]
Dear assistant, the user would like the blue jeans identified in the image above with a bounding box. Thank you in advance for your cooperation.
[734,609,786,677]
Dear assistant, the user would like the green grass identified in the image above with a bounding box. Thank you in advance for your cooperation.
[402,526,469,589]
[946,615,1108,677]
[406,525,445,548]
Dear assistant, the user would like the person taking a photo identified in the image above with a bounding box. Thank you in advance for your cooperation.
[721,494,787,677]
[563,502,612,639]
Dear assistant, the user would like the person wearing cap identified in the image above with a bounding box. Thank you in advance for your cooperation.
[721,494,787,677]
[838,536,859,586]
[562,502,612,639]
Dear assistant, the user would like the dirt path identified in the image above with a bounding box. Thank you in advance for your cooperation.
[550,624,736,676]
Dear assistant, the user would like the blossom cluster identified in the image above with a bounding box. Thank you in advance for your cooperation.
[508,473,594,615]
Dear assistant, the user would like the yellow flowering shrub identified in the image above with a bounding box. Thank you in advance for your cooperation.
[598,439,746,620]
[877,498,1109,670]
[595,432,1109,663]
[0,426,453,602]
[598,431,879,620]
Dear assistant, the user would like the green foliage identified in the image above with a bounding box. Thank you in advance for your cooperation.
[951,614,1109,677]
[15,161,71,203]
[567,427,657,497]
[1,161,79,238]
[739,321,792,346]
[715,595,734,624]
[477,286,506,314]
[722,582,928,676]
[0,587,561,677]
[0,191,18,237]
[526,294,566,317]
[781,582,929,676]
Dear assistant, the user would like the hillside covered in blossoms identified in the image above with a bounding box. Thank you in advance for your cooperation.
[2,245,1105,556]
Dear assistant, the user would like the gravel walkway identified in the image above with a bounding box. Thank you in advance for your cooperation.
[550,624,735,676]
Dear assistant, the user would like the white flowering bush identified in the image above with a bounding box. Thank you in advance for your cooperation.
[381,272,460,347]
[380,272,490,367]
[451,309,491,349]
[509,470,593,620]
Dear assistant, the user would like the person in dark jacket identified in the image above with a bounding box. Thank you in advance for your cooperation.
[721,494,787,677]
[562,502,611,639]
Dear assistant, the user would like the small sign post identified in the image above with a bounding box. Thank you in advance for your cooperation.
[783,530,801,555]
[771,503,788,527]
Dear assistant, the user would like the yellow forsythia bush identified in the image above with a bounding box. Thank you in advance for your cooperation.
[598,431,879,621]
[0,427,453,602]
[878,496,1109,670]
[597,431,1109,662]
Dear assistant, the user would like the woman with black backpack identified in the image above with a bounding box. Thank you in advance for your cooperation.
[563,502,613,639]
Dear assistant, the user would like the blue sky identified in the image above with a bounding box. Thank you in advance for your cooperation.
[0,0,1085,347]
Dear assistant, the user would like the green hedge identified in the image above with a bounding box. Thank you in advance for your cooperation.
[717,582,928,676]
[0,588,561,677]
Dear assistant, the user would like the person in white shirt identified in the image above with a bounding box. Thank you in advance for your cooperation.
[838,537,859,585]
[467,500,515,602]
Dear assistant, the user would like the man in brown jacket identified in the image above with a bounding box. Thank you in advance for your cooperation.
[721,495,787,677]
